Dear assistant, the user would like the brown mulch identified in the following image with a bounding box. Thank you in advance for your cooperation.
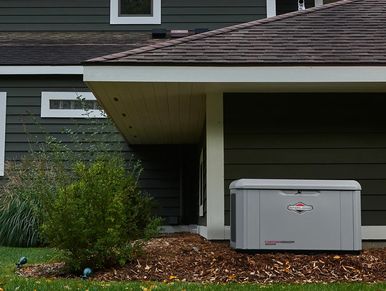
[19,233,386,284]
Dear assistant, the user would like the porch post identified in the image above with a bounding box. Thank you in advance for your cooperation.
[205,92,225,240]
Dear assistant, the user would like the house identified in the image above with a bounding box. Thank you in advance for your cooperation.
[83,0,386,241]
[0,0,346,230]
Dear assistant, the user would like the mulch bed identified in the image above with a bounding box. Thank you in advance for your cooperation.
[18,233,386,284]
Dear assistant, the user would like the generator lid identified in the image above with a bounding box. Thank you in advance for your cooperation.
[229,179,361,191]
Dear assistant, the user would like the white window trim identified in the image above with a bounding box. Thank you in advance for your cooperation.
[110,0,161,25]
[314,0,324,7]
[0,92,6,176]
[41,92,105,119]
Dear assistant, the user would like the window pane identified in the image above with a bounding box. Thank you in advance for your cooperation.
[61,100,71,109]
[49,100,60,109]
[120,0,152,15]
[49,99,100,111]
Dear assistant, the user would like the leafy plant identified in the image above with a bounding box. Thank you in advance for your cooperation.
[41,155,160,271]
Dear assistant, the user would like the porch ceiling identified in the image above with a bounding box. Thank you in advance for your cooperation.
[85,66,386,145]
[86,81,206,144]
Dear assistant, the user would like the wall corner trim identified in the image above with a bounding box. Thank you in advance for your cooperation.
[0,92,6,177]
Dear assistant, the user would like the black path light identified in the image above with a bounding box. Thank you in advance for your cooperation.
[16,257,27,268]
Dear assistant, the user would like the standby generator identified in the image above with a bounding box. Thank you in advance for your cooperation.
[230,179,362,251]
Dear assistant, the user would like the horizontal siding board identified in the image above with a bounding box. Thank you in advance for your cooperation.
[0,0,266,31]
[362,196,386,211]
[225,148,386,164]
[224,93,386,227]
[361,211,386,226]
[225,133,386,149]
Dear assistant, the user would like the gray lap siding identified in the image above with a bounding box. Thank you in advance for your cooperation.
[0,0,266,31]
[1,75,197,225]
[224,93,386,226]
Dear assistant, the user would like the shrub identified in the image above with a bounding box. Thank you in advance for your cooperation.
[41,155,160,271]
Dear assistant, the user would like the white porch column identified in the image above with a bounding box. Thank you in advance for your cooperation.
[205,92,225,240]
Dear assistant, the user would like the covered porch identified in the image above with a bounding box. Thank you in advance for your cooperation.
[84,65,386,240]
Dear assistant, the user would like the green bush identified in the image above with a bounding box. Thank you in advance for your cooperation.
[41,155,160,271]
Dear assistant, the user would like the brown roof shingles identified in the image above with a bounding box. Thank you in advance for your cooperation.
[0,32,159,65]
[86,0,386,66]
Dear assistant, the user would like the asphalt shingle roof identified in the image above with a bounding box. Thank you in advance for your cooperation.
[86,0,386,66]
[0,32,157,65]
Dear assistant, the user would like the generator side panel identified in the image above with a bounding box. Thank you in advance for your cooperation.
[353,190,362,250]
[235,191,246,249]
[340,191,355,250]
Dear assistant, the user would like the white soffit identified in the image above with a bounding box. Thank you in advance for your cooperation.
[84,66,386,83]
[0,66,83,75]
[87,82,206,144]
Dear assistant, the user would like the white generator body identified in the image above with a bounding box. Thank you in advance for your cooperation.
[230,179,362,251]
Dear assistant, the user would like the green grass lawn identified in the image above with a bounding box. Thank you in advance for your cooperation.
[0,247,385,291]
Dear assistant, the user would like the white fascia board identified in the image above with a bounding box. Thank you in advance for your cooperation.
[0,66,83,75]
[0,92,6,176]
[84,66,386,83]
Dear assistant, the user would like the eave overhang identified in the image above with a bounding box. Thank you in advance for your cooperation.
[84,65,386,144]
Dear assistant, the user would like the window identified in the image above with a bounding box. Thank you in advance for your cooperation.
[270,0,328,17]
[110,0,161,24]
[0,92,6,176]
[41,92,105,118]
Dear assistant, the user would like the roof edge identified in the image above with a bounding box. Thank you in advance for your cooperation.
[85,0,357,64]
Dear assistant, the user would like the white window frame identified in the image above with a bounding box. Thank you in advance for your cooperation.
[0,92,6,176]
[110,0,161,25]
[268,0,324,17]
[41,92,105,119]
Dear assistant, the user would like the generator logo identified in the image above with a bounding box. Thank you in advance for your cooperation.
[287,202,313,214]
